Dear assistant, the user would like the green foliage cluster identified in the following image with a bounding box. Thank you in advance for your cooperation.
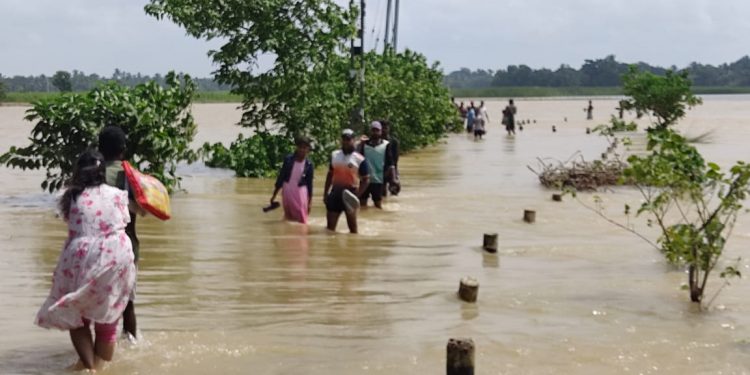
[147,0,459,177]
[51,71,73,92]
[621,67,702,129]
[616,67,750,305]
[0,72,198,192]
[593,116,637,136]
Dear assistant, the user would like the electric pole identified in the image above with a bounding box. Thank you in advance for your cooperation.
[392,0,400,51]
[349,0,366,130]
[383,0,393,53]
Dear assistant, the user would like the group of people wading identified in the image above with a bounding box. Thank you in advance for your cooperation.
[457,99,519,137]
[269,120,400,234]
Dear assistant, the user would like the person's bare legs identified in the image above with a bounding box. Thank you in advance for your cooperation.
[69,326,96,370]
[94,339,116,362]
[345,211,358,234]
[327,211,341,231]
[373,199,382,209]
[122,300,136,338]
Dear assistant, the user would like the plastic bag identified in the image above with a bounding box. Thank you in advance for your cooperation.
[122,161,171,220]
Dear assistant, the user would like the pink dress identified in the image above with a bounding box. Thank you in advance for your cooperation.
[36,185,136,330]
[282,160,309,224]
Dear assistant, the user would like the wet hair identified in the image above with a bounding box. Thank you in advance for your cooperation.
[59,150,106,219]
[509,99,514,104]
[98,126,127,160]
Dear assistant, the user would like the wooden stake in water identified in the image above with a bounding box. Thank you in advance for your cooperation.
[482,233,498,253]
[447,338,475,375]
[524,209,536,223]
[458,277,478,303]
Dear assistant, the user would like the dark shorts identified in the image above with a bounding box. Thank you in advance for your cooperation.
[326,186,355,213]
[361,183,384,203]
[474,129,485,136]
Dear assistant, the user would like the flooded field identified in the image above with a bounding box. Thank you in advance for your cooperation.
[1,98,749,374]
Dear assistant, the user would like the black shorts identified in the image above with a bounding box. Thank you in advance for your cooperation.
[326,186,355,213]
[474,129,485,136]
[361,183,384,203]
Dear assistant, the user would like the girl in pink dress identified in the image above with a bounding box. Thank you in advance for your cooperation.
[270,137,314,224]
[36,150,136,371]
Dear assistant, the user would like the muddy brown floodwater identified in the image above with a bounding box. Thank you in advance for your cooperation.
[1,98,749,374]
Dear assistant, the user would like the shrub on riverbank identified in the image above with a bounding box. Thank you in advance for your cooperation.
[0,72,197,192]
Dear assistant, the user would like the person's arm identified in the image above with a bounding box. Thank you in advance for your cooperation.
[306,161,314,212]
[271,157,289,203]
[356,160,370,198]
[323,164,333,203]
[384,143,396,181]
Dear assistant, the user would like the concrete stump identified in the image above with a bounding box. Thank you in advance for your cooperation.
[523,209,536,223]
[447,338,475,375]
[482,233,498,253]
[458,277,479,303]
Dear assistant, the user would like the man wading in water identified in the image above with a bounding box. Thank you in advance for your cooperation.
[324,129,370,233]
[98,126,144,341]
[358,121,395,208]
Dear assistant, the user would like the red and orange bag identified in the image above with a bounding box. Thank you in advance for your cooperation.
[122,161,171,221]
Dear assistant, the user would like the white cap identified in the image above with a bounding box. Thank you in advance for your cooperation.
[341,129,355,138]
[370,121,382,130]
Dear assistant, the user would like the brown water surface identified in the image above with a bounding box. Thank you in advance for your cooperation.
[1,98,749,373]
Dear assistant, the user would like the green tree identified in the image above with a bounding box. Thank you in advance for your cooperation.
[51,70,73,92]
[584,67,749,306]
[148,0,459,178]
[0,73,6,101]
[621,66,702,129]
[0,72,198,192]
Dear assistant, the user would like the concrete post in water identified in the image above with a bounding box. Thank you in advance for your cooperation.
[552,125,557,132]
[447,338,475,375]
[586,127,591,134]
[601,153,607,160]
[482,233,498,253]
[552,193,562,202]
[523,209,536,223]
[458,277,478,303]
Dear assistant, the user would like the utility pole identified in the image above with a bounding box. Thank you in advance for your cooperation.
[383,0,393,53]
[392,0,400,51]
[349,0,366,129]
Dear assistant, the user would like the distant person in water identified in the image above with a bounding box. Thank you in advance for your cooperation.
[380,120,401,197]
[585,100,594,120]
[474,112,486,140]
[466,107,476,133]
[324,129,370,233]
[270,136,314,224]
[479,101,490,124]
[35,150,136,371]
[98,125,142,341]
[358,121,395,209]
[502,99,517,135]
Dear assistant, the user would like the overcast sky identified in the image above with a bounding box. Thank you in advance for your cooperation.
[1,0,748,77]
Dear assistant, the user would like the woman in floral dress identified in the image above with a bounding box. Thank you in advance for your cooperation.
[35,150,136,371]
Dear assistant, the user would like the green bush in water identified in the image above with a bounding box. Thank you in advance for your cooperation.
[0,72,198,192]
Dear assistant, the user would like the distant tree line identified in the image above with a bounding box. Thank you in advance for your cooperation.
[444,55,750,88]
[0,69,230,92]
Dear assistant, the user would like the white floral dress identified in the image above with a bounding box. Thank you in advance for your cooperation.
[36,185,136,329]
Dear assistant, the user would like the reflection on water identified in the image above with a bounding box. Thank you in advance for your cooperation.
[2,99,750,373]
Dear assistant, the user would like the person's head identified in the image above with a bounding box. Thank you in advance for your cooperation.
[470,101,475,108]
[59,149,106,219]
[294,136,312,159]
[459,101,464,107]
[380,120,391,137]
[369,121,382,141]
[451,97,456,103]
[98,125,127,161]
[480,100,485,107]
[509,99,514,105]
[341,129,355,154]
